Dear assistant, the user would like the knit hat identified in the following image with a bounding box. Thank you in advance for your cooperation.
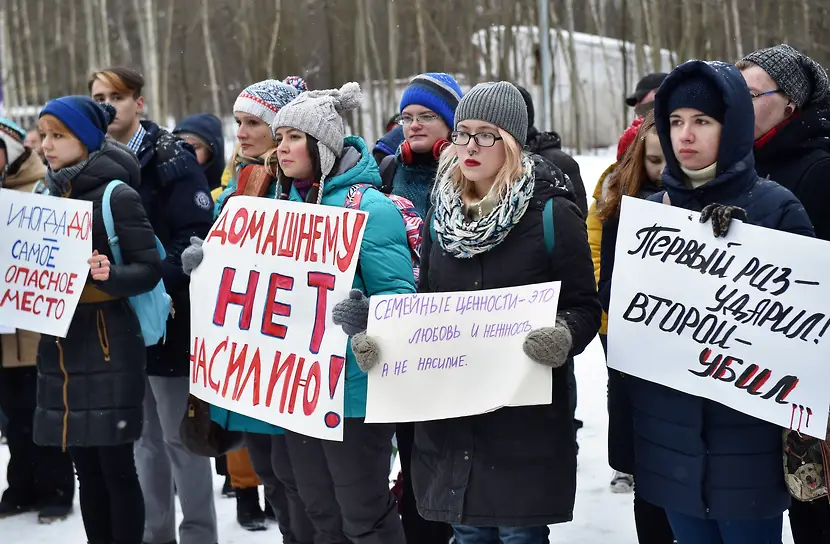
[665,76,726,123]
[271,82,362,201]
[742,44,830,107]
[454,81,528,145]
[283,76,309,93]
[39,96,115,152]
[233,79,300,125]
[617,117,644,160]
[399,73,463,128]
[0,117,27,166]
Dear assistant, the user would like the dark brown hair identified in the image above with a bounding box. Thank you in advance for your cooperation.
[88,67,145,98]
[597,110,659,222]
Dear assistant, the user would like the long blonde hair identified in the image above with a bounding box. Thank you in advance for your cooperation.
[436,128,524,205]
[229,142,279,175]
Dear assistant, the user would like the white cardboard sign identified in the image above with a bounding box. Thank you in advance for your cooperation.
[608,196,830,439]
[364,282,560,423]
[189,196,367,441]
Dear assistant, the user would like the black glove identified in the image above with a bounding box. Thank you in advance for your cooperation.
[700,203,747,238]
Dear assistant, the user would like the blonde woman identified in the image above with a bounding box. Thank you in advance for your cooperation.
[348,82,601,543]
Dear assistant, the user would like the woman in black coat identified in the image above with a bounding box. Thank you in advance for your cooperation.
[596,111,674,544]
[339,82,600,543]
[35,95,162,544]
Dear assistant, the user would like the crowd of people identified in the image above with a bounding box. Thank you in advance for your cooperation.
[0,41,828,544]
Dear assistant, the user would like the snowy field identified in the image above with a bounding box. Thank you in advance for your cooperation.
[0,154,796,543]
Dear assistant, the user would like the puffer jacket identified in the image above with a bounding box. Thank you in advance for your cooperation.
[412,154,600,527]
[628,59,814,521]
[34,141,162,448]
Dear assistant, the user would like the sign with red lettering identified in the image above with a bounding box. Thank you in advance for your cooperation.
[608,197,830,439]
[364,282,559,423]
[0,189,92,337]
[189,196,367,441]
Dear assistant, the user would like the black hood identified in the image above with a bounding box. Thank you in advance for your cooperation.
[528,153,575,206]
[173,114,226,190]
[69,140,141,198]
[526,128,563,153]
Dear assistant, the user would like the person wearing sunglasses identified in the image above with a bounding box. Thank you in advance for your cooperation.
[738,44,830,543]
[344,81,600,543]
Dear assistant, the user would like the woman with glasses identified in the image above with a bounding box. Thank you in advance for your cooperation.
[738,45,830,543]
[347,81,600,543]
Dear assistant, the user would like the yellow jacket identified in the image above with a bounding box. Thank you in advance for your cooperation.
[211,163,234,202]
[587,163,616,335]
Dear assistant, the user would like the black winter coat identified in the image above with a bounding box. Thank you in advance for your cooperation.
[412,155,601,527]
[136,121,213,376]
[596,180,660,474]
[34,142,162,449]
[628,60,814,521]
[754,99,830,241]
[525,128,587,217]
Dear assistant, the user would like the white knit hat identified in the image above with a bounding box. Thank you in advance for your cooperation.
[233,79,300,125]
[271,82,362,202]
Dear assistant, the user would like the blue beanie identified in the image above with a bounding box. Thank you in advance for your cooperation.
[39,96,114,152]
[666,76,726,123]
[399,73,463,128]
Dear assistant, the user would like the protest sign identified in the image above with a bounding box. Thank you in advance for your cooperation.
[0,189,92,337]
[364,282,560,423]
[608,196,830,439]
[189,196,367,441]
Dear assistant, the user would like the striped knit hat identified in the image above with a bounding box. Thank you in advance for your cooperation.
[0,117,27,166]
[233,79,300,125]
[400,73,463,127]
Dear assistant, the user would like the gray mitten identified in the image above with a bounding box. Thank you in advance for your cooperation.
[182,236,205,276]
[523,317,573,368]
[332,289,370,337]
[351,332,380,372]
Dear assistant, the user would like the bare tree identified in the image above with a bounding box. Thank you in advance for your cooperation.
[99,0,112,67]
[387,0,398,115]
[202,0,220,115]
[264,0,282,76]
[415,0,427,73]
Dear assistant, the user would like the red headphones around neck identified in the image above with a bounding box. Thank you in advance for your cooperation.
[399,138,450,165]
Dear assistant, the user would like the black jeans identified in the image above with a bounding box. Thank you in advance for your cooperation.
[69,444,145,544]
[0,366,74,508]
[634,492,675,544]
[789,498,830,543]
[396,422,452,544]
[285,419,405,544]
[245,432,315,544]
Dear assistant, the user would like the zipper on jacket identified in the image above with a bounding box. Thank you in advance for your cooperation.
[96,309,111,361]
[56,338,70,452]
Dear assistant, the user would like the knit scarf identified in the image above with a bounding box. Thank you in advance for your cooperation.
[432,154,535,259]
[45,150,100,197]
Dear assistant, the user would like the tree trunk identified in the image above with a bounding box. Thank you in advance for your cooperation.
[84,0,98,71]
[415,0,427,73]
[264,0,281,76]
[159,0,175,122]
[116,3,132,66]
[802,0,811,48]
[144,0,159,117]
[563,0,582,153]
[99,0,111,66]
[69,0,78,92]
[387,0,397,115]
[18,0,38,104]
[36,0,48,102]
[202,0,220,116]
[11,0,28,103]
[0,5,19,113]
[355,0,372,141]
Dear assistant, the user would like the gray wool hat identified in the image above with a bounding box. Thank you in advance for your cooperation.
[454,81,528,146]
[271,82,363,197]
[742,44,830,108]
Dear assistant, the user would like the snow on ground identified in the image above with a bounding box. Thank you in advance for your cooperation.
[0,154,795,543]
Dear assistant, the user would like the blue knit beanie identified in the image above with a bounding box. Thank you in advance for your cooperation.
[399,73,463,128]
[39,96,114,152]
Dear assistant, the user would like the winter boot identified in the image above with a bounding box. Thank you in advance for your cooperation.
[38,504,73,524]
[221,475,235,498]
[610,471,634,493]
[0,501,35,519]
[235,487,267,531]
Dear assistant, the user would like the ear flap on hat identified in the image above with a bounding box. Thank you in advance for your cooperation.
[316,142,336,204]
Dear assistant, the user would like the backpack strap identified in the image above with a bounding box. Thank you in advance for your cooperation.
[102,180,126,266]
[543,198,555,255]
[379,154,397,194]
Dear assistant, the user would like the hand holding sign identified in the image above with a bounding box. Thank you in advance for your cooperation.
[88,250,111,281]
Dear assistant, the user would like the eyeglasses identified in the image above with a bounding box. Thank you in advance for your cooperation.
[451,131,503,147]
[397,113,440,125]
[750,89,783,100]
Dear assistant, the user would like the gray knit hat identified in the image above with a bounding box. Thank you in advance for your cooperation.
[271,82,362,200]
[742,44,830,108]
[454,81,528,145]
